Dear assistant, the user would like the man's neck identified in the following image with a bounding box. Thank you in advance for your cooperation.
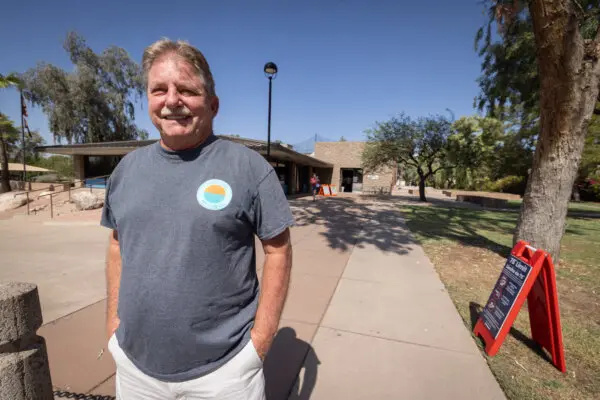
[159,132,212,152]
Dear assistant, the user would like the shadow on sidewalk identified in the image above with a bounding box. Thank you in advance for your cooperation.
[289,197,415,255]
[265,327,319,400]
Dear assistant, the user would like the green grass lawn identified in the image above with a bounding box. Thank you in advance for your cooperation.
[401,205,600,400]
[506,200,600,216]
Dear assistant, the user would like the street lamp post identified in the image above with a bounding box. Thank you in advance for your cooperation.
[264,62,278,158]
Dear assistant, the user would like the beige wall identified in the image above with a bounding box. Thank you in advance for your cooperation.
[73,155,85,181]
[314,141,396,193]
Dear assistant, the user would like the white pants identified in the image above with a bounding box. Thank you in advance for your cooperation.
[108,334,265,400]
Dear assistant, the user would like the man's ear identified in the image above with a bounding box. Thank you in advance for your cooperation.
[210,96,220,117]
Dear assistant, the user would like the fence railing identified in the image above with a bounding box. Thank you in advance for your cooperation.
[28,175,110,218]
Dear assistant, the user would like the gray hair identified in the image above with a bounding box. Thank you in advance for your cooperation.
[142,39,216,97]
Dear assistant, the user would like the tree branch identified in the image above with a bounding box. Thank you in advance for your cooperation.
[397,156,419,169]
[408,153,420,166]
[433,165,454,174]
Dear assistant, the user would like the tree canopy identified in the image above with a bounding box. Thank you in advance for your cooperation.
[363,114,452,201]
[21,32,148,144]
[0,113,20,193]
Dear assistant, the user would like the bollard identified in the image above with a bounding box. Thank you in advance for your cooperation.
[0,282,53,400]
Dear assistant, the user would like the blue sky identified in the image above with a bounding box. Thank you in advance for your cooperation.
[0,0,487,148]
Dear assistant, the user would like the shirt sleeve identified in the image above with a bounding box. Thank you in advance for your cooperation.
[100,176,117,230]
[250,169,295,240]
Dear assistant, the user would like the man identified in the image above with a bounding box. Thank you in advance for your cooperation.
[102,39,294,399]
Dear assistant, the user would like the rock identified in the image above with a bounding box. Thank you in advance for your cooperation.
[0,192,30,212]
[71,191,104,211]
[0,283,53,400]
[0,283,42,345]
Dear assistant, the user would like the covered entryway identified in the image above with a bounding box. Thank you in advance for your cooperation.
[340,168,363,193]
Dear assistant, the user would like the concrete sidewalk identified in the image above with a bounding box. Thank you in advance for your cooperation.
[3,195,505,399]
[299,199,505,399]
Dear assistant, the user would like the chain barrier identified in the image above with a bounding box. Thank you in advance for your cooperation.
[53,389,116,400]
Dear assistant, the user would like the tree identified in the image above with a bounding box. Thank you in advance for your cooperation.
[579,108,600,181]
[363,114,452,201]
[0,73,23,193]
[0,114,20,193]
[30,155,74,180]
[10,130,45,163]
[478,1,600,261]
[21,32,148,144]
[0,73,21,89]
[340,136,347,142]
[445,113,535,192]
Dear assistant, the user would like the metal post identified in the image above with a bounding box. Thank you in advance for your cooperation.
[26,192,29,215]
[267,76,272,158]
[50,195,53,219]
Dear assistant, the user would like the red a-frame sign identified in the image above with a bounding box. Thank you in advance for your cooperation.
[473,240,566,372]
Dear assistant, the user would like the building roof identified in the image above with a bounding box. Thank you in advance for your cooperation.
[35,135,333,168]
[0,163,53,173]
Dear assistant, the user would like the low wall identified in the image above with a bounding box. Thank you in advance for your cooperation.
[447,190,521,200]
[456,195,509,208]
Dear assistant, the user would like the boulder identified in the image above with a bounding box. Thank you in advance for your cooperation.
[71,191,104,210]
[0,192,29,212]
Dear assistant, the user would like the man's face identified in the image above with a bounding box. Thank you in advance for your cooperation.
[147,53,218,149]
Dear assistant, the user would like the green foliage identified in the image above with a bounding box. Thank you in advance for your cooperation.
[9,130,45,163]
[0,113,20,192]
[475,6,538,120]
[483,175,526,194]
[30,155,74,179]
[475,1,600,119]
[580,109,600,181]
[363,113,452,200]
[21,32,148,144]
[0,73,22,89]
[363,113,452,172]
[475,1,600,189]
[0,113,19,147]
[444,114,533,191]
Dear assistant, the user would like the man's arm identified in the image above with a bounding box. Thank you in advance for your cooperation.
[251,228,292,360]
[106,230,121,340]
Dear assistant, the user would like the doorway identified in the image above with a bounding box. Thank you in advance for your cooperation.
[340,168,363,193]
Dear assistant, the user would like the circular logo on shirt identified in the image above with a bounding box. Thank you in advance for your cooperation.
[197,179,233,210]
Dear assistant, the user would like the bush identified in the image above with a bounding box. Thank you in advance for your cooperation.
[578,178,600,201]
[32,173,70,183]
[483,175,527,194]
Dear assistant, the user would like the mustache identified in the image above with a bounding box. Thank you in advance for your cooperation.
[160,107,192,117]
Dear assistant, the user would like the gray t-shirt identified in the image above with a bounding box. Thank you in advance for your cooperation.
[101,135,294,382]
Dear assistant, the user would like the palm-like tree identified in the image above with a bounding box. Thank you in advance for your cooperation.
[0,113,19,193]
[0,73,22,89]
[0,73,22,193]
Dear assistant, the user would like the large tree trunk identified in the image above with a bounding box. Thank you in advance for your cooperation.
[0,136,11,193]
[515,1,600,262]
[418,174,427,202]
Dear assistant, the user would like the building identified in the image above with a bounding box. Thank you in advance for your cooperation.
[314,141,396,194]
[36,137,396,195]
[36,135,332,195]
